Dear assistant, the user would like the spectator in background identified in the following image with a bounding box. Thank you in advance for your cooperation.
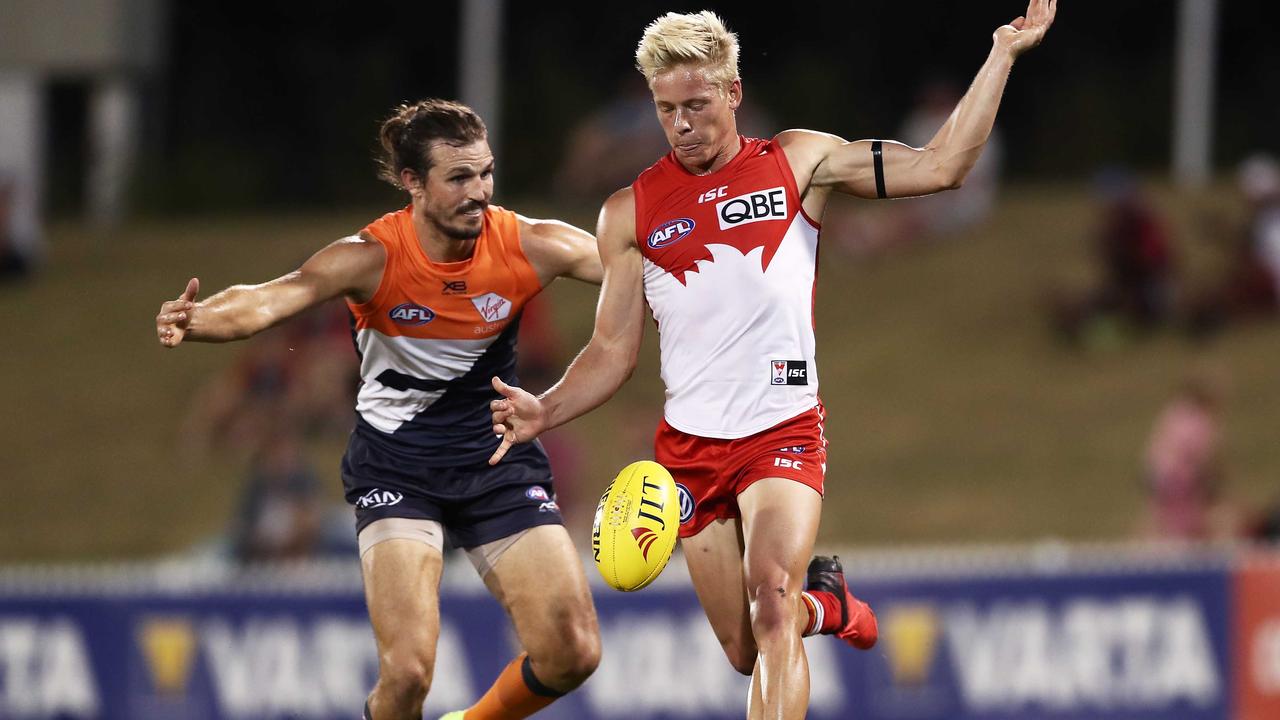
[0,178,32,283]
[1187,154,1280,338]
[897,80,1004,235]
[827,79,1004,256]
[229,431,326,562]
[181,298,357,459]
[1139,372,1237,541]
[1235,154,1280,309]
[1050,168,1175,347]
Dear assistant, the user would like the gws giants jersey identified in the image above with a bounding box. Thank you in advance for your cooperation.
[634,136,820,439]
[348,205,543,465]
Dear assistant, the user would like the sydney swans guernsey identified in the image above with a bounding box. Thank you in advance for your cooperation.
[633,136,820,439]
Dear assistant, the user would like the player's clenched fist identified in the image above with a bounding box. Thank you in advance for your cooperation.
[156,277,199,348]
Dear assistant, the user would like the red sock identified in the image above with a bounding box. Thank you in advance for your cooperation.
[801,590,843,636]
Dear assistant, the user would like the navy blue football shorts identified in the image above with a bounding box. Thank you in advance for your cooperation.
[341,430,563,550]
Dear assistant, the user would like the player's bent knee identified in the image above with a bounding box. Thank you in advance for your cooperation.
[378,649,435,703]
[749,580,803,642]
[534,625,601,690]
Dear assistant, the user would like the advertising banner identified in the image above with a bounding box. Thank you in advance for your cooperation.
[0,557,1241,719]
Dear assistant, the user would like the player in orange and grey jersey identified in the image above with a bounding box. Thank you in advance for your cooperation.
[156,100,603,720]
[490,4,1056,718]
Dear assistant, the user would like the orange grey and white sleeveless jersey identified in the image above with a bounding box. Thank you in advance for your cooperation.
[633,136,821,439]
[347,205,543,466]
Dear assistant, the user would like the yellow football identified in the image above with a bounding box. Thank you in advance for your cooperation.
[591,460,680,592]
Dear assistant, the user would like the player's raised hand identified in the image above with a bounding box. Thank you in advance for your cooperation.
[994,0,1057,58]
[156,278,199,348]
[489,376,549,465]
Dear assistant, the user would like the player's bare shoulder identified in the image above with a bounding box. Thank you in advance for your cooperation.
[774,129,846,191]
[306,232,387,304]
[514,214,601,285]
[598,187,638,248]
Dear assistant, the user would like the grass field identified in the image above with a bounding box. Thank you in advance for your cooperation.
[1,184,1276,561]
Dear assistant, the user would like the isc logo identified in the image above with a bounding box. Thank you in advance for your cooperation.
[648,218,696,249]
[717,186,787,230]
[389,303,435,325]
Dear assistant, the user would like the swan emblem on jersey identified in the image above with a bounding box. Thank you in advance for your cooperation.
[646,186,791,285]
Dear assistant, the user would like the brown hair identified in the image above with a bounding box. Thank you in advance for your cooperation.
[377,99,487,189]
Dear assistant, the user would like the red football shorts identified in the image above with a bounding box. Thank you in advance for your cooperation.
[654,404,828,538]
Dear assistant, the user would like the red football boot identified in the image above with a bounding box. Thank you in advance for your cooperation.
[805,555,878,650]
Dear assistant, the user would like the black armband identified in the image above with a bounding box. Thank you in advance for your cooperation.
[871,140,887,199]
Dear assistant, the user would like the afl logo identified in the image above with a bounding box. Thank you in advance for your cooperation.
[676,483,695,525]
[648,218,696,249]
[389,303,435,326]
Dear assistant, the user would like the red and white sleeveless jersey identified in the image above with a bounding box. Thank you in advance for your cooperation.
[633,136,820,439]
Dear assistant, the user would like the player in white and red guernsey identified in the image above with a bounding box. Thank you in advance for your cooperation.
[491,4,1056,717]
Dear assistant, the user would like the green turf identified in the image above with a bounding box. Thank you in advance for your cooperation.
[1,185,1275,561]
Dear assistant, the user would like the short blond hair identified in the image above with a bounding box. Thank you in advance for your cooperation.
[635,11,740,89]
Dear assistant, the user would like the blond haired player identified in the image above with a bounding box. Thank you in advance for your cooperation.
[156,99,604,720]
[489,3,1056,718]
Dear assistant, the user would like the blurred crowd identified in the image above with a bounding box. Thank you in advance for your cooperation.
[1049,154,1280,349]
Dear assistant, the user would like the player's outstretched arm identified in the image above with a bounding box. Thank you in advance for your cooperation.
[516,214,603,286]
[155,235,384,346]
[782,0,1057,200]
[488,189,645,464]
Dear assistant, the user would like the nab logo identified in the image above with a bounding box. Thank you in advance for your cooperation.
[717,186,787,230]
[357,489,404,509]
[648,218,696,249]
[389,303,435,326]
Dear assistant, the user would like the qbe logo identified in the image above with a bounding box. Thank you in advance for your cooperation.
[388,302,435,326]
[648,218,696,249]
[716,186,787,230]
[771,360,808,386]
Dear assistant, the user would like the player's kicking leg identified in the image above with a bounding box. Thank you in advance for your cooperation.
[442,524,600,719]
[684,477,877,720]
[361,534,446,720]
[736,477,823,719]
